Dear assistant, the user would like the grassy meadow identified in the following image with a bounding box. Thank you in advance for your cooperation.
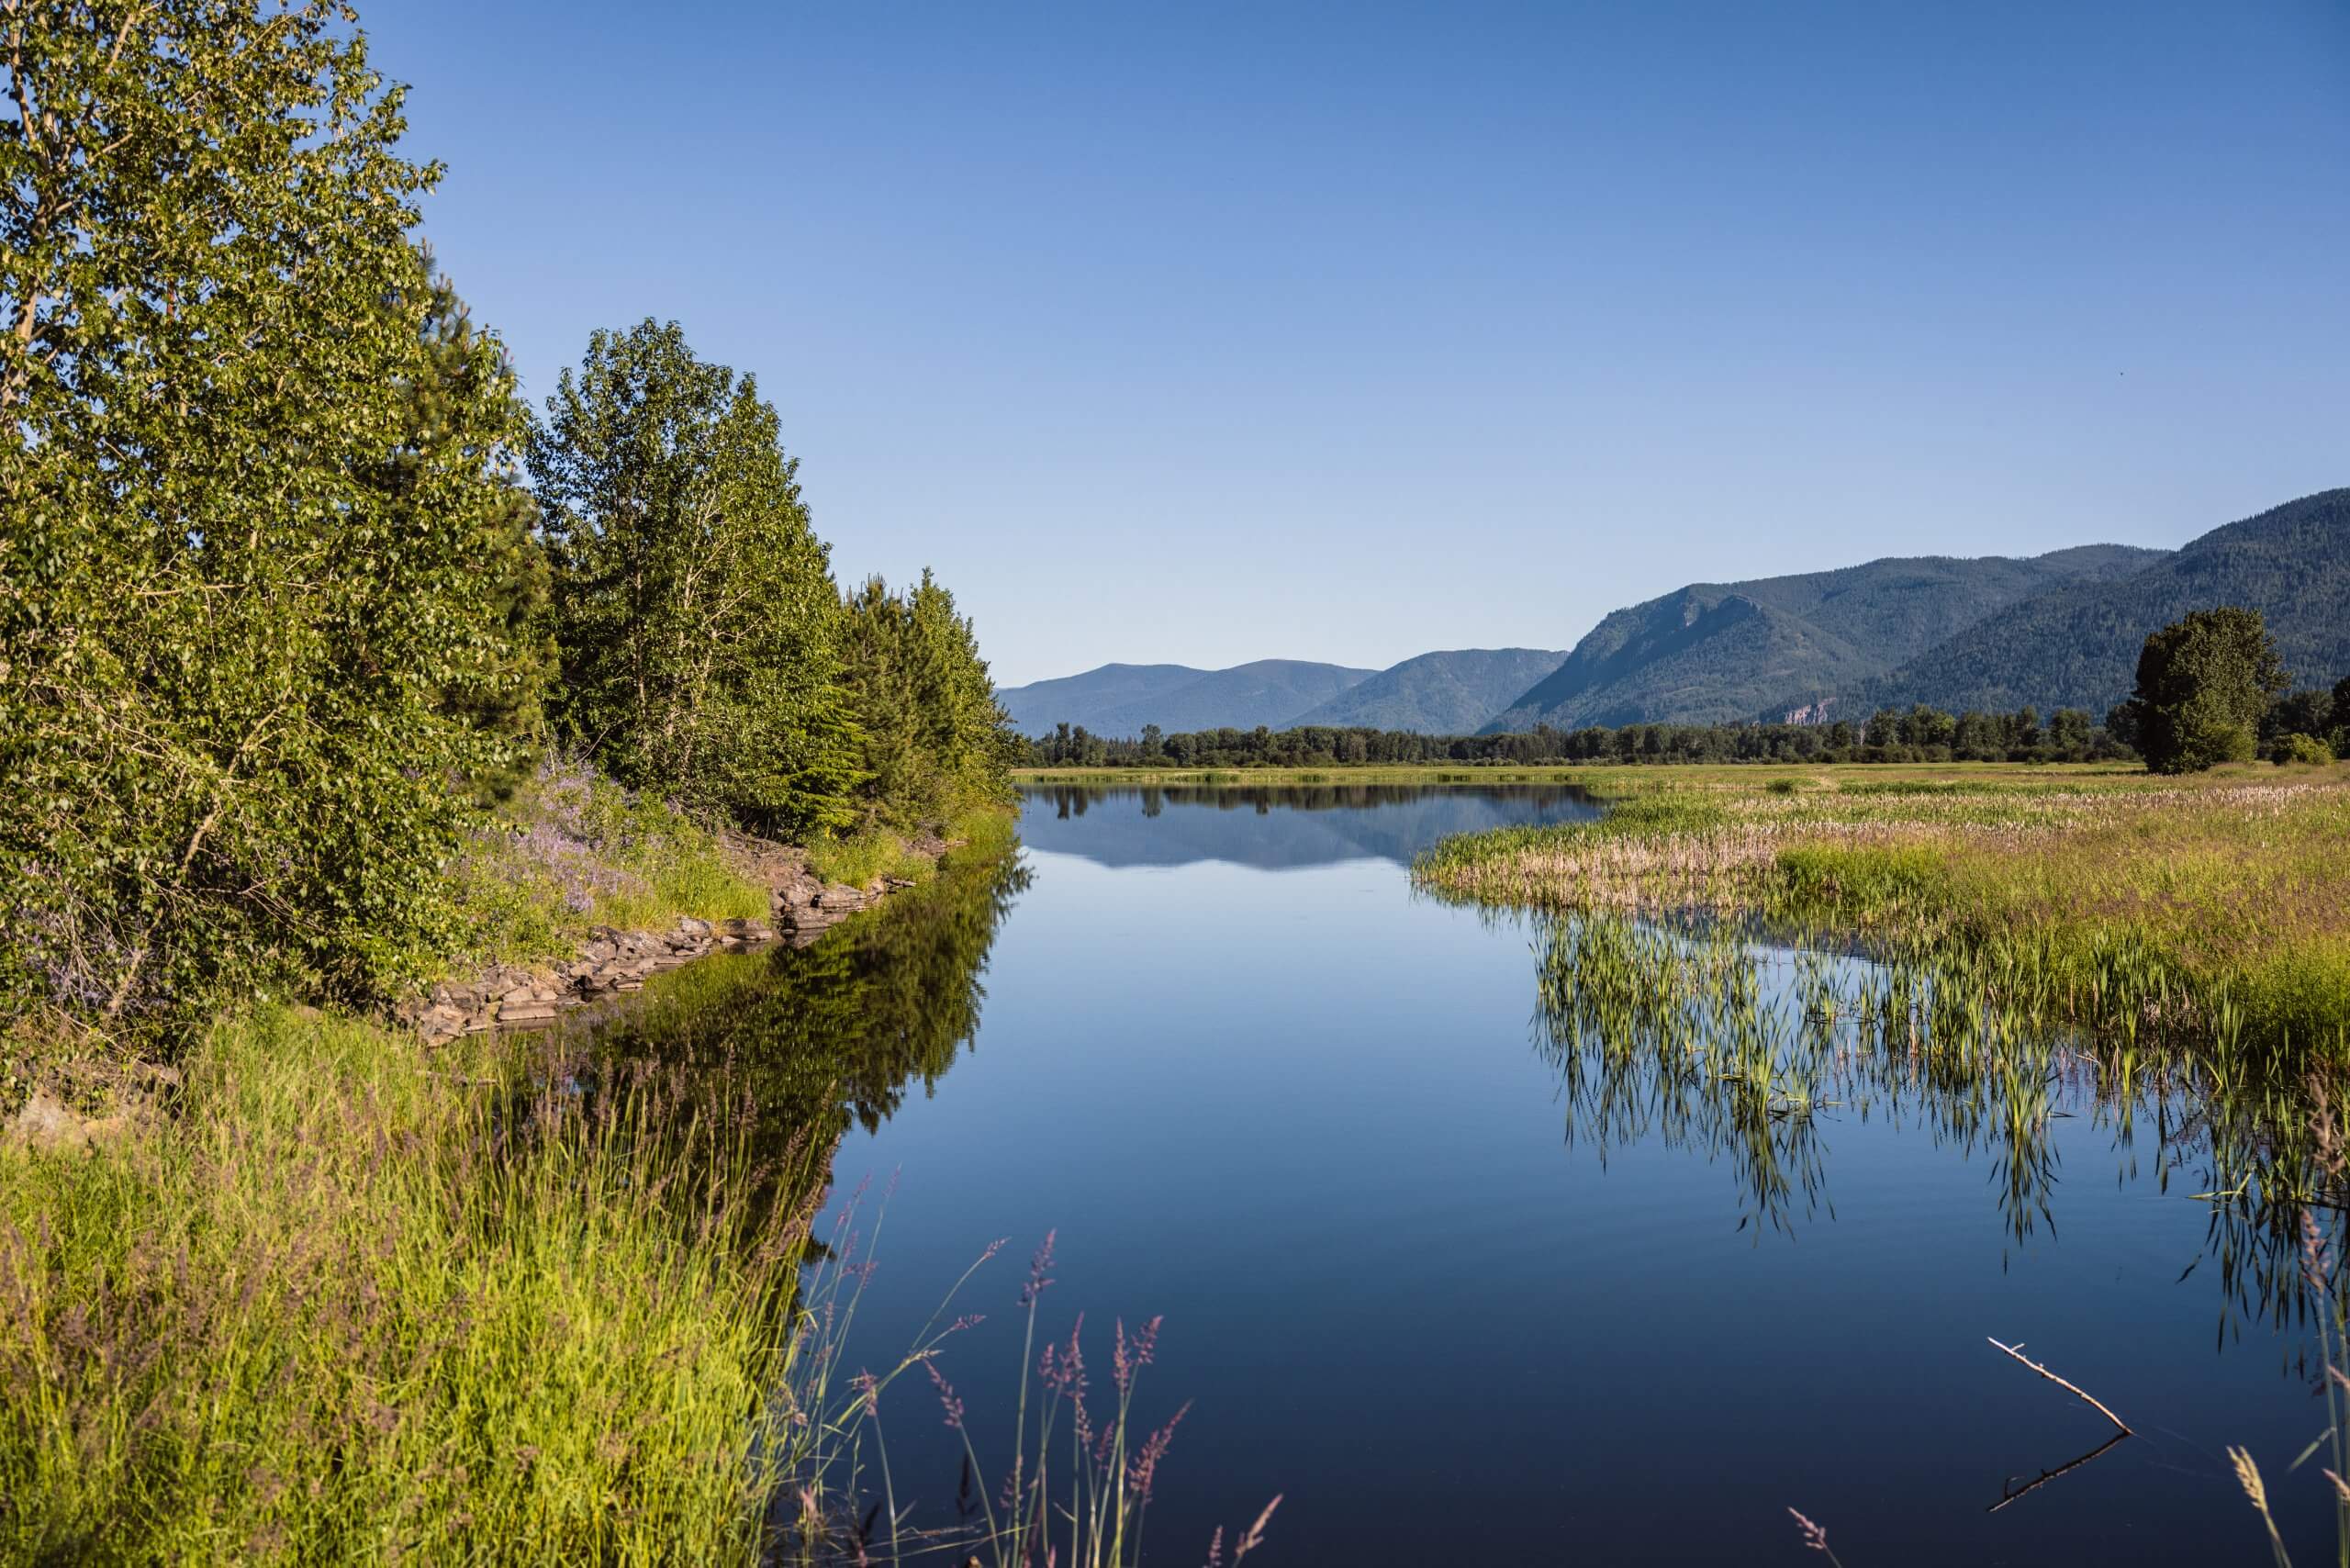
[1415,759,2350,1062]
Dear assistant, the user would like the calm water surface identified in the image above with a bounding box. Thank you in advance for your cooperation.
[650,785,2338,1563]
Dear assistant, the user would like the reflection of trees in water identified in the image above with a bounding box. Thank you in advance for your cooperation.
[1024,783,1604,870]
[1035,782,1595,816]
[581,848,1034,1168]
[1532,913,2350,1342]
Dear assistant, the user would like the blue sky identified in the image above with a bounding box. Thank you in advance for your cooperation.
[369,1,2350,688]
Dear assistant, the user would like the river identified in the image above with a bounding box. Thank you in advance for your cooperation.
[612,783,2341,1564]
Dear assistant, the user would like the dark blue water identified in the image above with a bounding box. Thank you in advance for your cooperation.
[776,786,2335,1563]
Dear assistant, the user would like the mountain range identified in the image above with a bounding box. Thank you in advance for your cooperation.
[1777,489,2350,721]
[1478,545,2162,733]
[997,659,1377,738]
[998,488,2350,738]
[1287,648,1570,733]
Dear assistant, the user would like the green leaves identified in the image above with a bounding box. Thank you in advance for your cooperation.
[2,11,1016,1039]
[2117,607,2288,775]
[529,319,863,837]
[840,569,1016,828]
[1,4,544,1034]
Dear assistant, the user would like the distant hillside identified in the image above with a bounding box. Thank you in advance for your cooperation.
[999,659,1376,737]
[1481,544,2166,733]
[1286,648,1568,734]
[997,664,1209,735]
[1796,490,2350,719]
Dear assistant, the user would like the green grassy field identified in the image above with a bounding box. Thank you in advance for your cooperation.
[1415,759,2350,1062]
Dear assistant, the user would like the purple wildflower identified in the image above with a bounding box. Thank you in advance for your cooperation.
[1789,1507,1833,1554]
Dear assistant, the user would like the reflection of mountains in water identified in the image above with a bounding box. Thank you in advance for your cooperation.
[1016,784,1601,870]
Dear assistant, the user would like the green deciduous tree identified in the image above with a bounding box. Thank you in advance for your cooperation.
[2048,708,2094,756]
[529,320,861,837]
[840,570,1014,825]
[1,3,546,1031]
[2112,608,2288,775]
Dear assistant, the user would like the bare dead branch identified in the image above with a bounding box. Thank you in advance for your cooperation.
[1987,1337,2132,1434]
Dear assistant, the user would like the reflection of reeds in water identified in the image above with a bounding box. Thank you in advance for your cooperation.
[1538,904,2350,1560]
[1451,773,2346,1557]
[2224,1109,2350,1568]
[1531,909,2350,1339]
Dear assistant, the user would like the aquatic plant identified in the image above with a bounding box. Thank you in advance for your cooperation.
[1418,767,2350,1066]
[757,1194,1275,1568]
[1524,897,2350,1345]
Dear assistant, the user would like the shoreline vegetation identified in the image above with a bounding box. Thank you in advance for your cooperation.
[1414,760,2350,1064]
[4,1002,823,1562]
[401,759,1012,1046]
[2,5,1070,1561]
[4,826,1291,1566]
[0,825,1002,1562]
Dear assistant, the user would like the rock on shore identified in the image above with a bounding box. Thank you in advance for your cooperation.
[397,830,957,1046]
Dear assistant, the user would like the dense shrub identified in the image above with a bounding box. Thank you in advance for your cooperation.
[0,5,547,1034]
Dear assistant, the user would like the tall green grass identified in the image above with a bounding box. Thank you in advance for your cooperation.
[802,803,1019,890]
[0,1005,819,1564]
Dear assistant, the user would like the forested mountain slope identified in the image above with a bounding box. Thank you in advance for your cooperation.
[1286,648,1568,734]
[1802,490,2350,719]
[999,660,1376,737]
[1483,544,2165,732]
[1005,490,2348,744]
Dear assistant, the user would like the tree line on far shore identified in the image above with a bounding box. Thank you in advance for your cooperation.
[1027,609,2347,775]
[0,7,1012,1040]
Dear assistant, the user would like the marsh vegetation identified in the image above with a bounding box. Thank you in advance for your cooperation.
[1417,764,2350,1062]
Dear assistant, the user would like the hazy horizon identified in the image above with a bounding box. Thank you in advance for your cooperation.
[373,1,2348,686]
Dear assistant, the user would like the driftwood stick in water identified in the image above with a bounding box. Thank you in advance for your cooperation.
[1986,1338,2133,1434]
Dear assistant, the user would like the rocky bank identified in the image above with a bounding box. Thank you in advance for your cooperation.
[396,828,957,1046]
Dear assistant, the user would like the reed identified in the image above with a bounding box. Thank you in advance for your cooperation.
[755,1197,1276,1568]
[1417,765,2350,1065]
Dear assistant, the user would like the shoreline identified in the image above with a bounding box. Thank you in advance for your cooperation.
[397,826,968,1047]
[1012,759,2158,788]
